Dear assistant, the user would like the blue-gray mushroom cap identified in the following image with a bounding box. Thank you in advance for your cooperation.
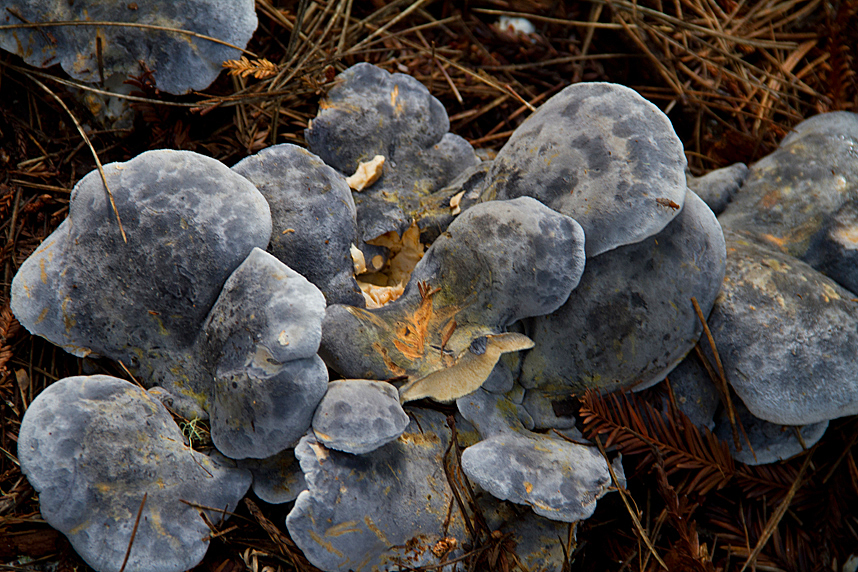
[312,379,409,454]
[306,62,478,252]
[11,149,271,418]
[718,111,858,292]
[231,144,364,306]
[519,189,726,405]
[486,82,687,256]
[705,231,858,425]
[204,248,329,459]
[286,408,468,571]
[17,375,251,572]
[0,0,257,95]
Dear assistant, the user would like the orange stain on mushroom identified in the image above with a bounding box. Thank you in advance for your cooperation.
[759,189,781,209]
[832,225,858,246]
[392,284,440,361]
[372,342,406,376]
[760,233,789,251]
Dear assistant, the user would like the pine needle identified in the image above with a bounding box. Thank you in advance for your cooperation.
[24,72,127,243]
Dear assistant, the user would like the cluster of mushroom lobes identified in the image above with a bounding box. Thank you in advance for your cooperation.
[10,62,858,572]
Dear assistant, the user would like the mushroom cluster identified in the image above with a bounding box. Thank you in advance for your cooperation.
[11,63,858,571]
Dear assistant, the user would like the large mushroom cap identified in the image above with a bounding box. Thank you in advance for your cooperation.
[321,197,585,381]
[0,0,257,94]
[718,111,858,285]
[17,375,251,572]
[519,189,726,407]
[705,231,858,425]
[487,82,687,256]
[11,149,271,417]
[286,409,469,571]
[232,144,364,306]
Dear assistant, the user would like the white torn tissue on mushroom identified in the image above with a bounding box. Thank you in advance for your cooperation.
[345,154,385,191]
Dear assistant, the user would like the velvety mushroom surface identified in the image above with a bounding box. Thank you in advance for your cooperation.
[231,144,365,306]
[11,149,271,418]
[457,388,614,522]
[485,82,687,256]
[0,0,257,95]
[519,189,726,411]
[17,375,252,572]
[204,247,328,459]
[305,62,479,258]
[709,231,858,425]
[321,197,585,382]
[312,379,409,454]
[286,409,468,572]
[718,111,858,293]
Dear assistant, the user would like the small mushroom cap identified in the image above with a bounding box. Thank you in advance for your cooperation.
[457,388,614,522]
[706,231,858,425]
[686,163,749,215]
[461,430,612,523]
[18,375,251,572]
[204,248,327,369]
[313,379,409,454]
[231,144,364,306]
[286,409,468,572]
[714,397,828,466]
[11,149,271,416]
[0,0,257,95]
[321,197,585,381]
[520,189,726,398]
[718,111,858,264]
[240,448,307,505]
[307,63,450,174]
[204,248,328,460]
[399,333,534,404]
[487,82,687,256]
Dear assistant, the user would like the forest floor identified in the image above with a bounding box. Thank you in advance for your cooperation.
[1,1,858,571]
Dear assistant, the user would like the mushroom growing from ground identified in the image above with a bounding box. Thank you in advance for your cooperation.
[17,375,251,572]
[286,409,469,571]
[0,0,257,95]
[484,82,688,257]
[718,111,858,293]
[305,62,479,269]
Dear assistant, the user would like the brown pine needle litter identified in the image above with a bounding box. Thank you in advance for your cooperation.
[0,1,856,571]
